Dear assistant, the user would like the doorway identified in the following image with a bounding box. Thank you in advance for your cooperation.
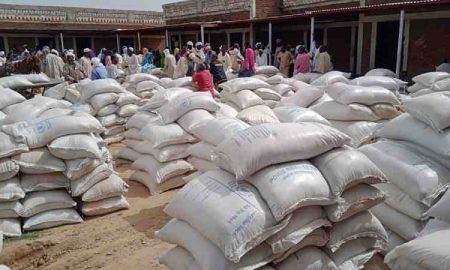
[375,21,400,71]
[75,37,91,58]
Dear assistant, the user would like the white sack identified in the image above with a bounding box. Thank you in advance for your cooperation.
[21,173,69,193]
[214,103,239,118]
[186,157,219,172]
[164,170,289,263]
[237,105,280,126]
[310,101,379,121]
[12,148,65,174]
[327,211,387,252]
[412,71,450,87]
[276,247,338,270]
[311,147,387,197]
[266,206,331,254]
[21,190,76,217]
[140,123,198,149]
[187,141,215,161]
[190,117,250,146]
[133,141,190,162]
[103,125,125,137]
[219,78,270,93]
[311,71,350,86]
[403,91,450,132]
[81,174,128,202]
[126,73,162,85]
[0,158,19,181]
[371,203,424,240]
[96,104,118,116]
[132,154,194,184]
[273,106,330,125]
[431,77,450,91]
[256,66,280,75]
[325,184,385,222]
[0,131,28,158]
[159,247,200,270]
[126,111,161,129]
[248,161,333,221]
[0,76,33,89]
[117,104,139,117]
[376,183,428,220]
[326,82,400,105]
[360,140,450,205]
[77,79,123,102]
[23,208,83,231]
[425,188,450,224]
[116,91,141,106]
[329,120,383,147]
[2,113,104,149]
[116,147,140,162]
[370,103,400,120]
[0,87,26,110]
[365,68,395,77]
[326,237,380,268]
[70,163,113,197]
[0,218,21,237]
[254,88,282,101]
[277,85,324,108]
[48,134,103,159]
[383,229,406,255]
[221,89,265,110]
[124,128,141,140]
[81,195,129,216]
[0,177,24,201]
[139,87,191,111]
[177,109,214,132]
[351,76,403,91]
[0,201,23,218]
[129,170,185,195]
[214,123,350,180]
[89,93,119,111]
[64,158,103,180]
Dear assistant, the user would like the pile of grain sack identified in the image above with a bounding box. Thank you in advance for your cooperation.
[136,71,398,269]
[0,91,128,238]
[44,78,143,145]
[359,71,450,270]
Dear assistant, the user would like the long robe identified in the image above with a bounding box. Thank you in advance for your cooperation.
[314,52,333,74]
[127,54,140,75]
[44,53,64,79]
[163,52,176,79]
[173,56,189,79]
[79,56,92,79]
[277,51,293,77]
[218,52,232,72]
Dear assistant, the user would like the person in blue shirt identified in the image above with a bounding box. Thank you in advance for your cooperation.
[91,57,108,80]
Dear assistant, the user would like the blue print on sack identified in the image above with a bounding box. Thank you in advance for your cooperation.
[35,120,51,134]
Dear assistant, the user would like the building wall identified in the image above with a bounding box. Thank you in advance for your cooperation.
[94,37,117,51]
[166,11,250,25]
[407,18,450,77]
[327,26,352,72]
[256,0,283,18]
[141,37,165,51]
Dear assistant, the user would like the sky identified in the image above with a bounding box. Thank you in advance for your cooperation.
[0,0,181,11]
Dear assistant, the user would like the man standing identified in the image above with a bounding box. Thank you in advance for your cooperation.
[79,48,92,79]
[43,46,63,79]
[63,52,85,83]
[218,45,231,72]
[126,47,140,75]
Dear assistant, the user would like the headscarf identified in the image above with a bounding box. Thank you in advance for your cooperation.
[195,41,203,47]
[51,49,59,56]
[91,57,102,68]
[163,49,170,57]
[128,47,134,53]
[42,46,50,55]
[0,51,5,57]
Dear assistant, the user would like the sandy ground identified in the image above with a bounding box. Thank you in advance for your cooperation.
[0,144,390,270]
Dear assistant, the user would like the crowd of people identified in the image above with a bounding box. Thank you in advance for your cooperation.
[0,39,334,96]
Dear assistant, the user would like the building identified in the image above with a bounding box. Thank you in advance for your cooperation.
[131,0,449,78]
[0,4,165,57]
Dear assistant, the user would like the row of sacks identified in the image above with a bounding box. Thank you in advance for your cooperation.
[157,121,391,270]
[45,78,144,145]
[357,76,450,269]
[406,71,450,97]
[116,86,230,194]
[0,95,129,237]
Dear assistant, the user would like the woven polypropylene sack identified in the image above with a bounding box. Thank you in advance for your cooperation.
[425,188,450,224]
[0,76,33,89]
[12,148,65,174]
[132,141,190,162]
[412,71,450,87]
[221,89,265,110]
[132,154,194,184]
[23,208,83,231]
[0,132,28,159]
[266,206,331,254]
[177,109,214,133]
[21,190,76,217]
[311,147,387,197]
[0,218,22,237]
[48,134,103,160]
[310,101,379,121]
[276,247,338,270]
[89,93,119,111]
[70,163,113,197]
[365,68,395,77]
[248,161,333,221]
[403,91,450,132]
[376,183,428,221]
[325,237,380,269]
[326,82,400,105]
[159,247,200,270]
[370,104,401,120]
[329,120,383,148]
[360,140,450,206]
[327,211,387,252]
[163,170,290,263]
[154,92,220,124]
[0,177,24,201]
[20,173,69,193]
[277,85,324,108]
[2,113,104,149]
[325,184,385,223]
[214,103,239,118]
[431,77,450,91]
[64,158,103,180]
[0,201,23,218]
[156,218,275,270]
[219,78,270,93]
[117,104,139,118]
[126,111,162,129]
[237,105,280,126]
[273,106,330,126]
[187,141,215,161]
[254,88,282,101]
[129,170,185,195]
[81,174,128,202]
[351,76,403,92]
[139,87,192,111]
[0,158,19,181]
[0,87,26,110]
[190,117,250,146]
[140,123,198,149]
[77,79,123,102]
[214,123,350,180]
[311,71,350,86]
[116,147,140,162]
[371,203,424,240]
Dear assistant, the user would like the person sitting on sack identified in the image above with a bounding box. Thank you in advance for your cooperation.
[192,63,216,97]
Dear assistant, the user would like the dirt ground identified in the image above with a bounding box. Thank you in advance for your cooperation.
[0,144,390,270]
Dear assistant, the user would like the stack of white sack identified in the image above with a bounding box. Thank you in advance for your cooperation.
[359,90,450,256]
[406,71,450,97]
[77,79,139,145]
[125,88,221,195]
[122,73,165,99]
[1,96,129,226]
[0,74,36,90]
[309,80,401,147]
[255,65,281,77]
[157,122,388,269]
